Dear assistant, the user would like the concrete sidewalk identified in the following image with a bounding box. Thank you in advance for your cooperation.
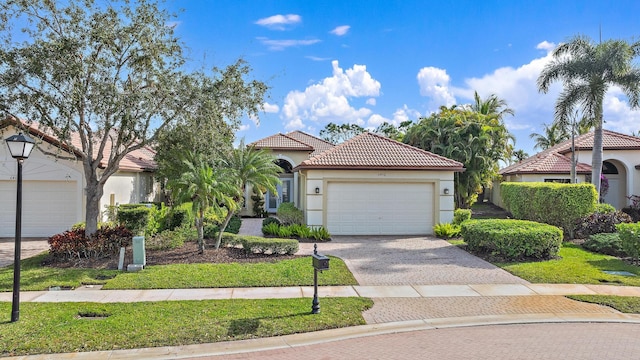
[2,283,640,303]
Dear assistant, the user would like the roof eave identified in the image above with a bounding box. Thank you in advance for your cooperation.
[295,165,465,172]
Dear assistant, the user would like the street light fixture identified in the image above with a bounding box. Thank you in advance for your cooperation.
[5,132,35,323]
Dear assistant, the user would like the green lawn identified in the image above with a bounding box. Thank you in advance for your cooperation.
[0,254,357,291]
[103,255,356,289]
[0,297,373,356]
[495,243,640,286]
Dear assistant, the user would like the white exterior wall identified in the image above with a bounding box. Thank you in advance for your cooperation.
[299,169,455,231]
[101,172,157,209]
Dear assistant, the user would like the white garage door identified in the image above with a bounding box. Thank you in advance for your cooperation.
[0,180,78,237]
[326,182,434,235]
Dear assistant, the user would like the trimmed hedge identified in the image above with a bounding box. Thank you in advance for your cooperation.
[501,182,597,237]
[117,205,151,235]
[616,223,640,262]
[461,219,563,260]
[453,209,471,225]
[221,233,299,255]
[276,202,304,225]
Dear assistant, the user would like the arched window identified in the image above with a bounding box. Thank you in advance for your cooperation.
[602,161,619,175]
[275,159,293,173]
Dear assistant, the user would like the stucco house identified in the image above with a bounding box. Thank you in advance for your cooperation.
[491,129,640,209]
[243,131,464,236]
[0,119,157,237]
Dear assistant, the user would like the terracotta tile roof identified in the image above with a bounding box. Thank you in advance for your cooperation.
[499,149,592,176]
[555,129,640,153]
[1,117,156,172]
[296,132,464,171]
[285,131,334,157]
[249,133,314,152]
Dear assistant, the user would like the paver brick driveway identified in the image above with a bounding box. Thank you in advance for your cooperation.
[298,235,528,286]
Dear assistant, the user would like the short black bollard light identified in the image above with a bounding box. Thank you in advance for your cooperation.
[311,243,329,314]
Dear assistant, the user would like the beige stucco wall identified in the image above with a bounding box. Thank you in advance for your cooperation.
[101,172,157,212]
[298,169,456,230]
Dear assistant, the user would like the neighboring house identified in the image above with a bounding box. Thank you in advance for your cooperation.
[0,119,158,237]
[244,131,464,236]
[491,129,640,209]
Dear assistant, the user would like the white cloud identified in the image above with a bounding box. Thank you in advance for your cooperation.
[281,60,381,130]
[366,98,376,106]
[536,41,556,52]
[263,102,279,113]
[306,56,331,61]
[367,114,389,127]
[238,124,250,131]
[416,67,456,111]
[255,14,301,30]
[257,37,321,51]
[330,25,350,36]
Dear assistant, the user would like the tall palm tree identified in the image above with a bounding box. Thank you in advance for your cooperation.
[529,122,570,150]
[471,91,515,120]
[538,36,640,195]
[167,153,238,253]
[215,139,282,248]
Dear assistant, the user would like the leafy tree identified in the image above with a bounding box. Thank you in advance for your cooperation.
[216,140,281,248]
[0,1,267,235]
[319,122,366,144]
[538,36,640,196]
[167,153,238,253]
[374,120,414,141]
[529,122,570,150]
[404,107,513,208]
[154,60,267,182]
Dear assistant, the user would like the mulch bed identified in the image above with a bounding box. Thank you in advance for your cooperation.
[44,241,303,269]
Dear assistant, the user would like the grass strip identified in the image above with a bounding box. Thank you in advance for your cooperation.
[567,295,640,313]
[1,255,357,291]
[0,297,373,356]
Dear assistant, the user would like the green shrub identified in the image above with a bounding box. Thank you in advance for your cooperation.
[574,211,632,239]
[583,233,624,257]
[164,204,193,231]
[461,219,563,260]
[501,182,597,237]
[262,217,281,227]
[433,223,461,238]
[146,229,185,250]
[310,226,331,241]
[453,209,471,225]
[203,224,219,239]
[220,233,298,254]
[251,186,267,218]
[594,203,616,214]
[262,222,280,236]
[276,202,304,225]
[116,206,151,235]
[288,223,312,239]
[277,225,293,238]
[616,223,640,262]
[226,216,242,234]
[240,236,299,255]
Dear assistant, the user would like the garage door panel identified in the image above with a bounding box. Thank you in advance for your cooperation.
[327,182,433,235]
[0,181,78,237]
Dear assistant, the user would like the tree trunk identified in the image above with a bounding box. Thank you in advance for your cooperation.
[195,215,204,254]
[84,176,104,236]
[216,210,235,249]
[592,113,604,202]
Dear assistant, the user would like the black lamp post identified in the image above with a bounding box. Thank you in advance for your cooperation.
[5,132,35,323]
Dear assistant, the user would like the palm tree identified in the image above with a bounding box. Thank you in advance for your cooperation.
[471,91,515,120]
[167,153,238,253]
[538,36,640,195]
[529,122,570,150]
[215,140,282,248]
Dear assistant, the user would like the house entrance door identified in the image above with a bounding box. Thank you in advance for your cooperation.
[266,178,292,212]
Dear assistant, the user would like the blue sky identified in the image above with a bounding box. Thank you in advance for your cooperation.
[166,0,640,155]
